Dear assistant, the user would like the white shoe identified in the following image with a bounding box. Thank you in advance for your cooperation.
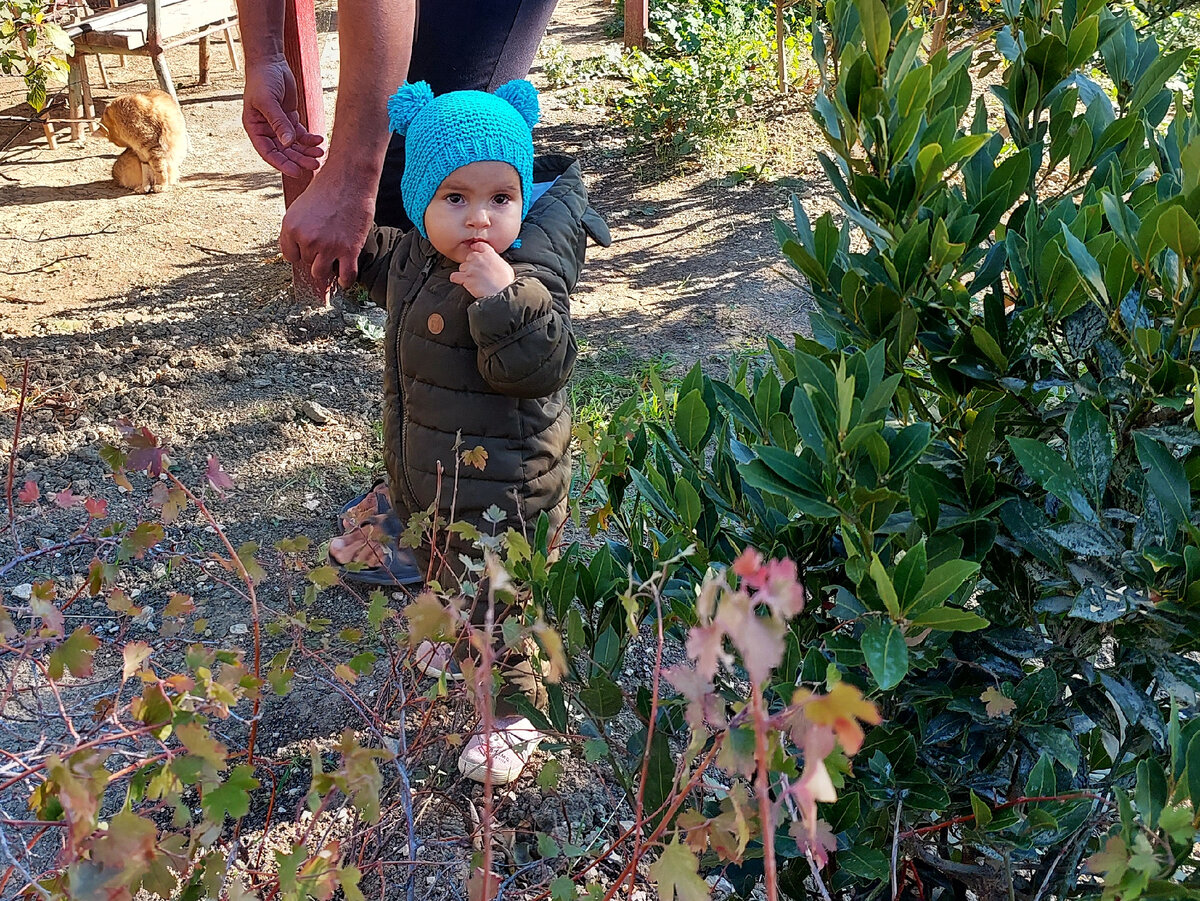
[413,640,463,681]
[457,716,543,785]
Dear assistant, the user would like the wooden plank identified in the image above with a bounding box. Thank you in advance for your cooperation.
[624,0,647,49]
[70,0,237,51]
[283,0,330,309]
[66,0,234,34]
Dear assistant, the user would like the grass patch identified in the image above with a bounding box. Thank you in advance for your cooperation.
[571,340,675,429]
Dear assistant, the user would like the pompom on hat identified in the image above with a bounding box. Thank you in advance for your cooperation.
[387,79,540,238]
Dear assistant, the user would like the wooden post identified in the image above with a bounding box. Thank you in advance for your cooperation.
[283,0,330,309]
[224,20,240,71]
[624,0,647,50]
[775,0,786,93]
[67,55,84,140]
[198,35,210,84]
[147,0,177,100]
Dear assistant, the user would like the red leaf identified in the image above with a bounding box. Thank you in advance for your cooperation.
[53,488,82,508]
[17,480,39,504]
[84,497,108,519]
[123,425,169,476]
[206,456,234,494]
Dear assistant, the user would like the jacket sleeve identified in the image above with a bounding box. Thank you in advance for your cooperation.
[467,269,577,399]
[356,226,407,306]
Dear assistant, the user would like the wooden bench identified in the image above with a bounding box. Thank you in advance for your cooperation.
[55,0,239,142]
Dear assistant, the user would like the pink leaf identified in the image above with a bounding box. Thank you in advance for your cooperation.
[684,622,729,682]
[17,481,40,504]
[731,547,765,585]
[663,662,726,730]
[84,497,109,519]
[206,456,234,495]
[53,488,82,508]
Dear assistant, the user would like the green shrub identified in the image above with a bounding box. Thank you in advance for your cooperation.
[613,0,811,159]
[1,0,74,112]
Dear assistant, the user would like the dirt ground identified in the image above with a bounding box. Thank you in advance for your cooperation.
[0,0,825,895]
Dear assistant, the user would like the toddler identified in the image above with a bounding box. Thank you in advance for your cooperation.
[350,79,608,783]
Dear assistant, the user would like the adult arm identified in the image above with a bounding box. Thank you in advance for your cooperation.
[234,0,325,177]
[278,0,415,288]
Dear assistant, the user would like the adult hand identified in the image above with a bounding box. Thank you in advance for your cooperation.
[450,243,516,298]
[279,168,376,288]
[242,55,325,178]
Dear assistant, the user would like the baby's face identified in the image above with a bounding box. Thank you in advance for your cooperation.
[424,161,523,264]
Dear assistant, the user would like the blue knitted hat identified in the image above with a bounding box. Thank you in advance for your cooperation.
[387,80,540,238]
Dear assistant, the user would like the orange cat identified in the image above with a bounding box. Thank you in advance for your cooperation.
[97,90,187,193]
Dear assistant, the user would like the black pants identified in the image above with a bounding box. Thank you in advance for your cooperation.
[374,0,560,229]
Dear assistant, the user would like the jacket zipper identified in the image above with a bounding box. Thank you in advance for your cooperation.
[395,252,438,512]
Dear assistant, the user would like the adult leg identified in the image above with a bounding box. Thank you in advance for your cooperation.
[374,0,560,228]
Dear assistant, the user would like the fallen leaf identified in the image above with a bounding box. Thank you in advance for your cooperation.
[53,487,81,508]
[206,455,234,494]
[163,593,194,618]
[17,480,39,504]
[981,686,1016,718]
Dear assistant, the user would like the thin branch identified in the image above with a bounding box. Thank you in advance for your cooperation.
[0,806,50,901]
[5,362,30,555]
[0,225,116,243]
[806,849,835,901]
[2,253,88,276]
[891,796,904,900]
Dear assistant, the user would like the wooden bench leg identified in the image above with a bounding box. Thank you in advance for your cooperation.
[42,117,58,150]
[151,51,177,102]
[96,54,111,89]
[79,59,96,134]
[198,35,209,84]
[67,55,84,141]
[224,21,240,71]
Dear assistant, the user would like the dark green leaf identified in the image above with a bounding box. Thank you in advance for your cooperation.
[893,541,927,608]
[887,422,931,474]
[910,606,989,631]
[1025,753,1058,802]
[970,790,993,829]
[1135,433,1192,530]
[1059,223,1108,302]
[578,675,624,719]
[674,389,710,454]
[1007,437,1098,523]
[905,559,979,617]
[861,620,909,690]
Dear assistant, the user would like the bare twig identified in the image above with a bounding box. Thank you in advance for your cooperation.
[0,805,50,901]
[891,796,904,900]
[0,537,96,580]
[5,361,30,554]
[806,849,835,901]
[0,225,116,243]
[626,582,668,895]
[2,253,88,276]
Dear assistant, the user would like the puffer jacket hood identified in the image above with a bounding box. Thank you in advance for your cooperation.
[357,154,608,579]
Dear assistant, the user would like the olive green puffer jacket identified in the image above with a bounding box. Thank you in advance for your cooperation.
[358,154,609,577]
